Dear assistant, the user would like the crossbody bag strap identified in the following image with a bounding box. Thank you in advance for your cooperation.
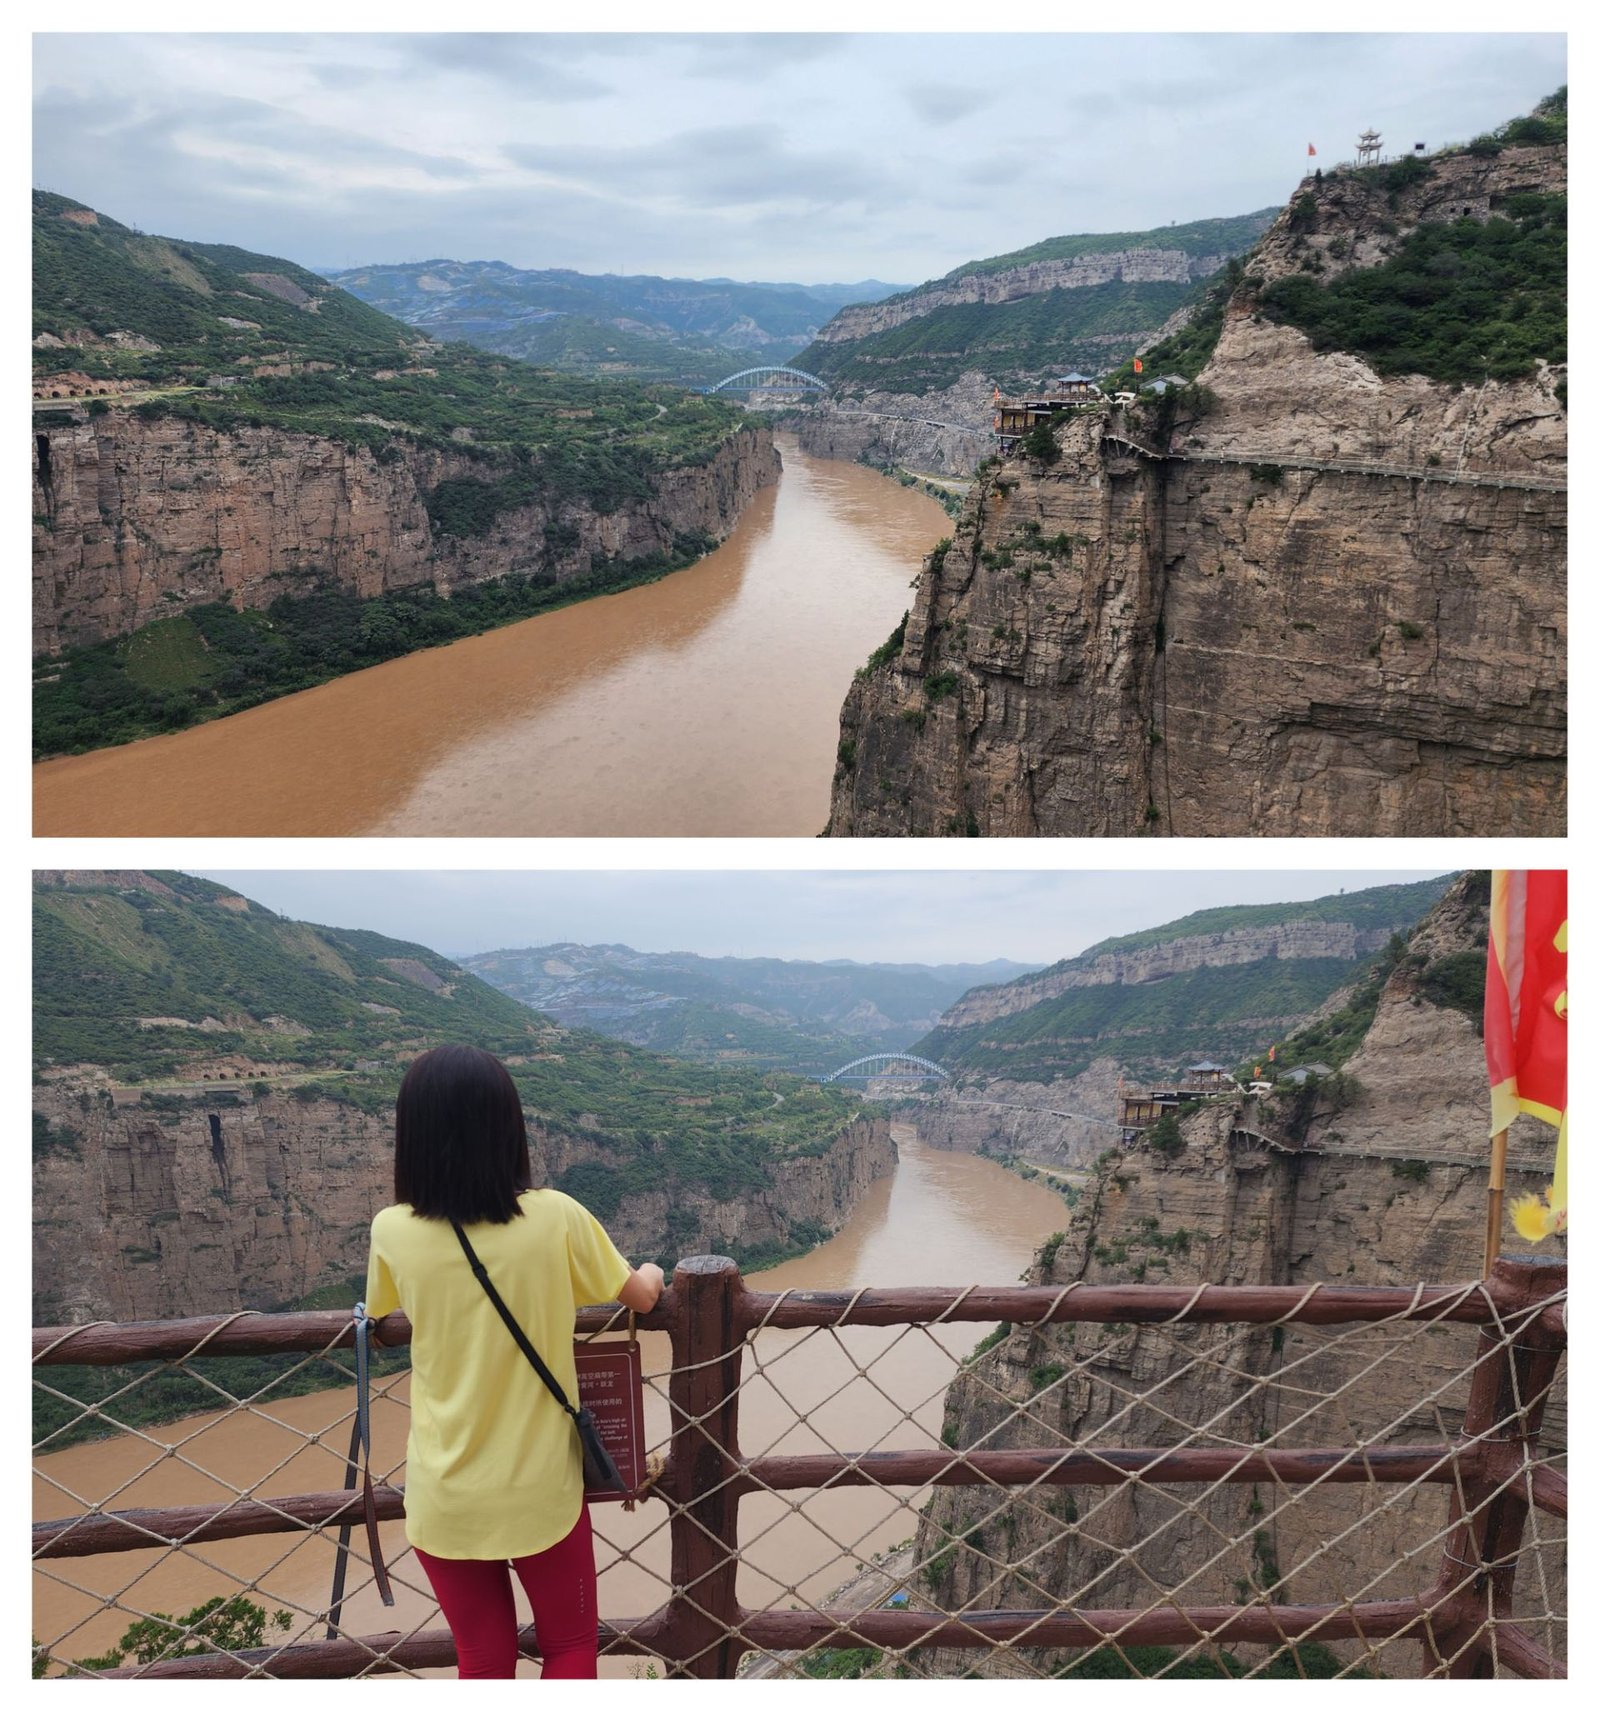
[451,1223,580,1422]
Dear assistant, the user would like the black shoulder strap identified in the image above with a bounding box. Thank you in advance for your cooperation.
[451,1222,580,1421]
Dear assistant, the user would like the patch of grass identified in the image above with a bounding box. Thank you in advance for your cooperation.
[120,615,216,693]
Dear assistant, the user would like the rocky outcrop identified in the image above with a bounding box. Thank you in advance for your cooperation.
[793,373,995,478]
[811,250,1239,347]
[917,876,1565,1674]
[32,418,778,653]
[537,1116,896,1264]
[826,145,1566,839]
[913,1061,1127,1169]
[30,1086,893,1324]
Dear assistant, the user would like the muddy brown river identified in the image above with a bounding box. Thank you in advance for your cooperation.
[33,440,950,837]
[34,1127,1069,1677]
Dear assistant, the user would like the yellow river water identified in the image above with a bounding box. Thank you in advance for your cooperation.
[33,440,950,837]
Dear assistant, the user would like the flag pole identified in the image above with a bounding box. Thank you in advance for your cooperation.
[1483,1127,1509,1272]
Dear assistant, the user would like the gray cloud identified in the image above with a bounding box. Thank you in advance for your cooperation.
[32,32,1566,281]
[902,82,992,126]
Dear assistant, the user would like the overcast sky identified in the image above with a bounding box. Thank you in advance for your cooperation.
[193,870,1452,964]
[33,32,1564,282]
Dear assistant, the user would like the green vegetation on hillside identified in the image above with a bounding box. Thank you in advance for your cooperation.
[916,211,1276,287]
[1261,193,1566,383]
[33,870,858,1229]
[919,879,1452,1084]
[1025,878,1452,977]
[805,280,1198,393]
[921,957,1373,1083]
[33,871,537,1080]
[795,210,1274,393]
[35,532,716,758]
[32,191,748,491]
[1100,257,1246,393]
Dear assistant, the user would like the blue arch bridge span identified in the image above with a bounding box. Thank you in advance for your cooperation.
[702,366,830,396]
[820,1053,951,1085]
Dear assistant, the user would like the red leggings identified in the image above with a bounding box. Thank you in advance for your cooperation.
[414,1505,598,1679]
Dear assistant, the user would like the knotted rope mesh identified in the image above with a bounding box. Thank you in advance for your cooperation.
[32,1274,1565,1681]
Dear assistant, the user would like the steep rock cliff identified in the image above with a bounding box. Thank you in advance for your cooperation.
[31,1083,893,1324]
[793,373,993,479]
[827,150,1565,839]
[916,876,1564,1673]
[33,418,778,653]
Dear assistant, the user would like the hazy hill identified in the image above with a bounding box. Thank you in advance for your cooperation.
[32,871,859,1193]
[326,257,907,383]
[460,942,1039,1074]
[31,190,746,470]
[916,877,1454,1082]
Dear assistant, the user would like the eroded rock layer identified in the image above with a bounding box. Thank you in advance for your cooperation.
[33,419,778,654]
[30,1087,892,1324]
[828,148,1565,839]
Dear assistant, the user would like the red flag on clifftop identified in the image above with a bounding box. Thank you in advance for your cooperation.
[1308,143,1317,156]
[1133,358,1143,375]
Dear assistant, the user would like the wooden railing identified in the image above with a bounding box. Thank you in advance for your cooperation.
[33,1255,1566,1680]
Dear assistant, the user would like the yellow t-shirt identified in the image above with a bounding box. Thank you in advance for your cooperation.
[364,1189,633,1560]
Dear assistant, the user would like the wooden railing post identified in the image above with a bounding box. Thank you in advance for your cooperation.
[1427,1256,1566,1678]
[660,1255,747,1679]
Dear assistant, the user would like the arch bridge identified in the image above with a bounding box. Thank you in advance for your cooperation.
[704,366,830,396]
[822,1052,950,1085]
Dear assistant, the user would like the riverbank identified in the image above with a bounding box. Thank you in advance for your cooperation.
[34,438,950,836]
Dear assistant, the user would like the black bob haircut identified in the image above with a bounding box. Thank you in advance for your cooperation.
[394,1045,533,1224]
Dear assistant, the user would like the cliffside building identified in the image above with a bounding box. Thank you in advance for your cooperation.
[1118,1062,1240,1141]
[994,373,1103,452]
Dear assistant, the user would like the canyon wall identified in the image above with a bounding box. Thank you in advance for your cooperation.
[793,373,994,479]
[941,920,1394,1029]
[916,878,1565,1675]
[827,148,1565,840]
[810,249,1236,348]
[30,1084,892,1324]
[829,409,1563,839]
[32,417,779,653]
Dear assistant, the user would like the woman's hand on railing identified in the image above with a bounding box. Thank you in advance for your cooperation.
[618,1264,665,1314]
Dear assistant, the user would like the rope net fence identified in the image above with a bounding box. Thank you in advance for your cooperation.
[32,1256,1565,1682]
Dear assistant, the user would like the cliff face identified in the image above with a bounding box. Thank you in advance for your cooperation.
[33,418,778,654]
[793,373,993,479]
[827,151,1565,839]
[917,877,1565,1672]
[811,249,1237,348]
[942,920,1393,1030]
[30,1085,893,1324]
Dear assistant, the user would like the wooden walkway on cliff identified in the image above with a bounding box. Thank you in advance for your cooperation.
[33,1257,1566,1681]
[1098,433,1567,495]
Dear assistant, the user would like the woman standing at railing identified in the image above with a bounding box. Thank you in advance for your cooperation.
[364,1045,665,1679]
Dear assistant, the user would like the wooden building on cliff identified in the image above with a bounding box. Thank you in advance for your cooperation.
[994,372,1104,452]
[1117,1062,1241,1142]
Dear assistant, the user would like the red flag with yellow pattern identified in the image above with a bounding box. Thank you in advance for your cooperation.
[1483,870,1567,1241]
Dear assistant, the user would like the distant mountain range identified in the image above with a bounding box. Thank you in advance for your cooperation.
[459,943,1039,1074]
[323,259,909,386]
